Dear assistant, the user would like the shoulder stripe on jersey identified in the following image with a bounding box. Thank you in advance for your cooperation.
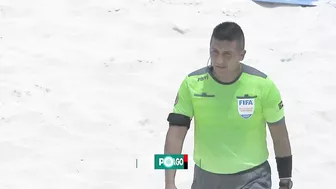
[188,66,210,77]
[242,63,267,79]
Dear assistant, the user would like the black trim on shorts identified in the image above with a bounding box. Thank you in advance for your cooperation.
[195,160,270,175]
[228,161,269,175]
[167,113,191,128]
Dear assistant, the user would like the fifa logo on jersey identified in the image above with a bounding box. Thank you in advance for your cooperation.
[237,96,255,119]
[239,100,253,106]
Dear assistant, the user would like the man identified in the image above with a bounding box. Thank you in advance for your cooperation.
[164,22,293,189]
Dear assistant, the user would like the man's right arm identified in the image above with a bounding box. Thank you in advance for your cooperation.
[165,77,194,188]
[164,125,188,187]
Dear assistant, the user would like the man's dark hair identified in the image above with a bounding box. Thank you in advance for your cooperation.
[210,21,245,50]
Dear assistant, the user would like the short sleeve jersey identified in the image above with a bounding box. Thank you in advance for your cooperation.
[168,63,285,174]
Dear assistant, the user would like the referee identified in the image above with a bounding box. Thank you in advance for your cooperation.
[164,22,293,189]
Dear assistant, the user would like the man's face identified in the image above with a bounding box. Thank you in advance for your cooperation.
[209,38,246,72]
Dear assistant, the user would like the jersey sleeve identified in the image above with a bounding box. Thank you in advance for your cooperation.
[167,76,194,127]
[262,77,285,124]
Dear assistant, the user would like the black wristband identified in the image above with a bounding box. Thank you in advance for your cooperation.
[275,155,292,178]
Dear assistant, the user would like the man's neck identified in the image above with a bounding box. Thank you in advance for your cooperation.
[212,64,242,83]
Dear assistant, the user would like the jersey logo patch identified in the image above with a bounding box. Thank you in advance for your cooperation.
[237,95,256,119]
[278,100,283,110]
[197,75,208,81]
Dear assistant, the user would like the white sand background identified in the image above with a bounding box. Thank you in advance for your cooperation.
[0,0,335,188]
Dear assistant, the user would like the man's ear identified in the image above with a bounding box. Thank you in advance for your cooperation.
[240,50,246,61]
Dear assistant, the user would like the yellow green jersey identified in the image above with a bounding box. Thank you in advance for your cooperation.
[167,63,285,174]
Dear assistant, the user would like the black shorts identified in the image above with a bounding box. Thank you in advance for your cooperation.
[191,161,272,189]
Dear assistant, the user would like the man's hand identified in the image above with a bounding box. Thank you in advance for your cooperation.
[279,178,293,189]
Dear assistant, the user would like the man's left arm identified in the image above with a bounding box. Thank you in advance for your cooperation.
[268,118,292,165]
[268,118,293,189]
[263,78,293,189]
